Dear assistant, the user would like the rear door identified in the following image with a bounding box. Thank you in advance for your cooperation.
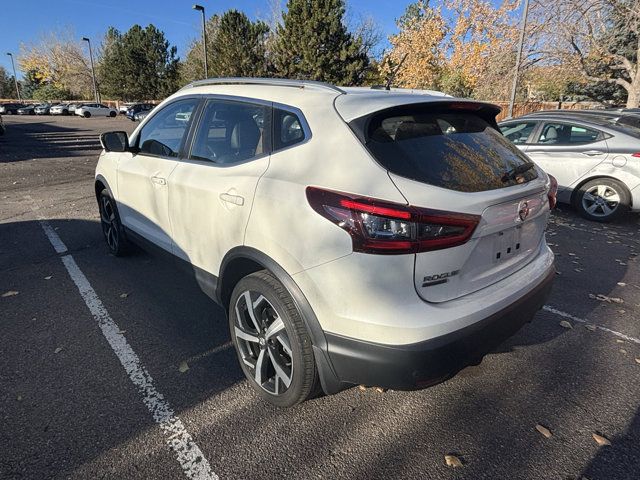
[355,103,550,302]
[525,121,609,190]
[168,97,271,276]
[117,97,200,252]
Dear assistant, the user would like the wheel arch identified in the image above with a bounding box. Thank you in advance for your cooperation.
[94,174,114,201]
[218,246,344,394]
[570,175,633,208]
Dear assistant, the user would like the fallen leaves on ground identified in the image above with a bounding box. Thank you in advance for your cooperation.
[535,424,553,438]
[2,291,19,297]
[44,276,52,280]
[54,347,63,354]
[178,361,189,373]
[588,293,623,303]
[559,320,573,329]
[444,454,463,468]
[585,324,597,331]
[119,293,129,298]
[635,358,640,364]
[592,433,611,446]
[375,387,388,393]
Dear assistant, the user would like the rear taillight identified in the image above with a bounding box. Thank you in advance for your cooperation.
[306,187,480,255]
[547,175,558,209]
[632,152,640,158]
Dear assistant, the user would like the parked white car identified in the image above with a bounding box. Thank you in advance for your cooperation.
[50,104,71,115]
[96,78,556,407]
[500,113,640,222]
[76,103,117,118]
[119,102,136,114]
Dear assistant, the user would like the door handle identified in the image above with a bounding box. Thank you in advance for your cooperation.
[220,193,244,206]
[151,176,166,185]
[582,150,605,156]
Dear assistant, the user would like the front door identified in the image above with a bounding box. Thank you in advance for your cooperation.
[117,98,200,252]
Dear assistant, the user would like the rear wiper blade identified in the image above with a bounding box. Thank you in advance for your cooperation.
[501,162,535,182]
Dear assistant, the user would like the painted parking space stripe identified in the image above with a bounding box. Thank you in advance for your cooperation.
[543,305,640,345]
[26,197,217,480]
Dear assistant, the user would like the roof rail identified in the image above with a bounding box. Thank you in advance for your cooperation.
[181,77,346,94]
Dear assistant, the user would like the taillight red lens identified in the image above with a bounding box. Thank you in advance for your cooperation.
[547,174,558,209]
[306,187,480,254]
[632,152,640,158]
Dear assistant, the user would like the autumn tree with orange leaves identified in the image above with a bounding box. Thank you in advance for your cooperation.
[382,0,521,98]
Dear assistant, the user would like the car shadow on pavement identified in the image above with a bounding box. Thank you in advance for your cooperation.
[2,202,638,479]
[0,217,243,478]
[0,119,101,163]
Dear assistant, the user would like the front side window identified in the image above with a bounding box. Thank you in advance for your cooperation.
[137,98,199,158]
[536,123,601,145]
[274,108,305,150]
[190,100,269,164]
[360,106,537,192]
[499,122,537,144]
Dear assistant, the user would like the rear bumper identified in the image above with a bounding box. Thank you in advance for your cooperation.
[323,267,554,391]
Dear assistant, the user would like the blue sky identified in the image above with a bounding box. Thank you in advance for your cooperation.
[0,0,408,79]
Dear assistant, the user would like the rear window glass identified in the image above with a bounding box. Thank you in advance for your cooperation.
[362,109,538,192]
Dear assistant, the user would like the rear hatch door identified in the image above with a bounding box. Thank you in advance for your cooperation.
[350,101,551,303]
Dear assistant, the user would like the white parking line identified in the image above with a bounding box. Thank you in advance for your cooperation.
[27,198,217,480]
[543,305,640,345]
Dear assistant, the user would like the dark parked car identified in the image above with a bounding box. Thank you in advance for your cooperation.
[17,105,37,115]
[0,103,26,115]
[125,103,155,121]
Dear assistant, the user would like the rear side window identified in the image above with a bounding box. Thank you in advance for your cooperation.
[190,100,269,164]
[274,108,305,150]
[535,123,600,145]
[361,108,538,192]
[137,98,198,157]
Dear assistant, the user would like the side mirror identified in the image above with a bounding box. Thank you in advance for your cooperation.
[100,131,129,152]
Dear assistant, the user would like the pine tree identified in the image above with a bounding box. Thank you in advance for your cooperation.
[99,25,180,100]
[210,11,270,78]
[272,0,369,85]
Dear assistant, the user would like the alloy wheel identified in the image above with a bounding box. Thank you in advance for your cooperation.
[233,290,293,395]
[100,196,119,252]
[581,184,620,218]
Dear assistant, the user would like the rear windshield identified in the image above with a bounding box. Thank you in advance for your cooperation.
[359,107,538,192]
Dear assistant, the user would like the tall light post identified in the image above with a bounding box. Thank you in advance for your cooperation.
[6,53,21,101]
[82,37,100,103]
[508,0,530,119]
[193,4,208,79]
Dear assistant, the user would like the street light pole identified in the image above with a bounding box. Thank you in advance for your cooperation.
[193,4,208,79]
[6,53,21,101]
[508,0,530,119]
[82,37,100,103]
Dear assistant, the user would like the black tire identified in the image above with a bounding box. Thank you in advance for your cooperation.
[98,190,130,256]
[109,111,116,118]
[84,111,91,118]
[573,178,630,222]
[229,270,319,407]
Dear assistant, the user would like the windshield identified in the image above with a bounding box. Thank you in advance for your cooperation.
[359,107,538,192]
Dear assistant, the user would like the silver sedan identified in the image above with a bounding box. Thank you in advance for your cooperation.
[499,114,640,222]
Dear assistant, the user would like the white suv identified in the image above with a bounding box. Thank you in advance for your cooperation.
[96,78,556,407]
[77,103,118,118]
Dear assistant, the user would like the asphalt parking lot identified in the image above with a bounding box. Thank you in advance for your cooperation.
[1,114,639,480]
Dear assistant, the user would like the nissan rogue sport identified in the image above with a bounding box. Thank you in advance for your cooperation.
[96,78,556,407]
